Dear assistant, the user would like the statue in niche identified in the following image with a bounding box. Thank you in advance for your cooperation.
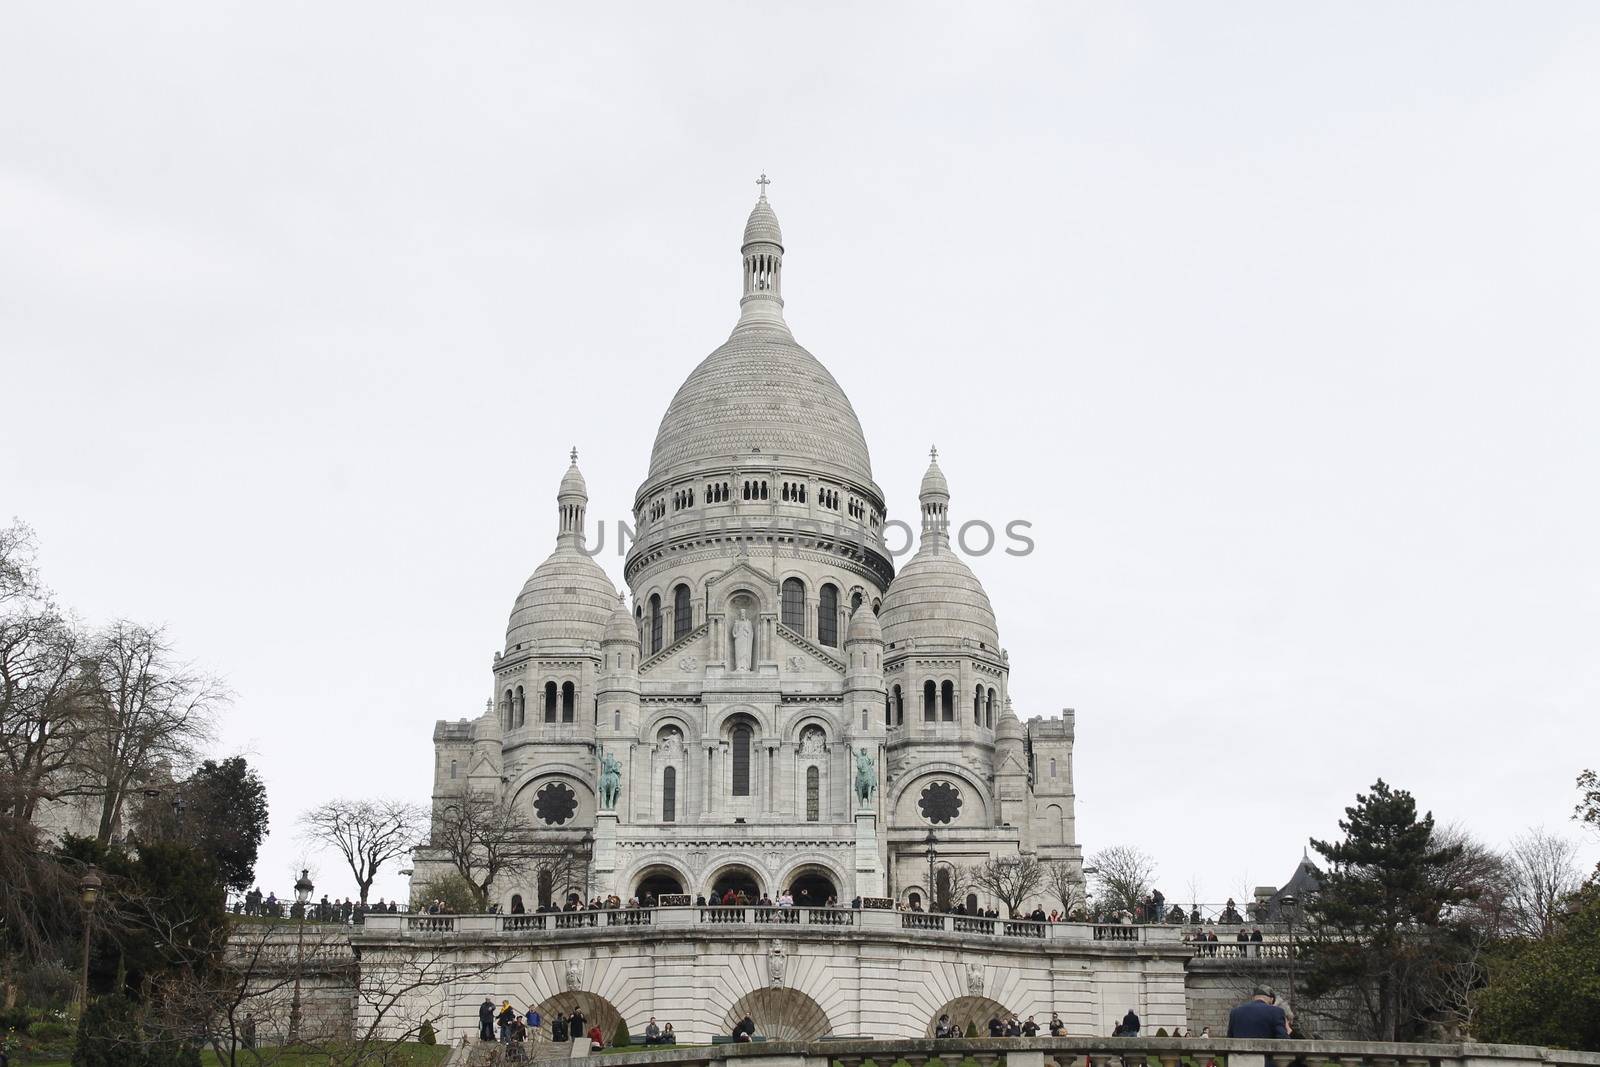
[799,727,826,756]
[853,748,877,807]
[731,608,754,671]
[598,751,622,810]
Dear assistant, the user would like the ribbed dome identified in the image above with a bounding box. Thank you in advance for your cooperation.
[743,197,783,247]
[995,701,1023,742]
[559,454,587,498]
[603,593,639,646]
[879,544,1000,649]
[845,602,883,644]
[505,548,616,651]
[646,325,875,486]
[920,453,949,498]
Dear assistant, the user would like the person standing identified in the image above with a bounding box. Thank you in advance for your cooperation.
[1048,1012,1065,1037]
[552,1013,568,1044]
[479,998,496,1042]
[568,1008,586,1044]
[1227,988,1288,1038]
[1119,1009,1141,1037]
[526,1006,541,1036]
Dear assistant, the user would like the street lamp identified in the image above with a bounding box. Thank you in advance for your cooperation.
[76,865,102,1011]
[1279,893,1299,1015]
[923,830,937,912]
[289,868,314,1043]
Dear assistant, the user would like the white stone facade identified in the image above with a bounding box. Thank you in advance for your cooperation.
[413,187,1083,914]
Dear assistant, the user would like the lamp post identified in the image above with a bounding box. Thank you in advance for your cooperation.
[76,865,102,1012]
[923,829,937,912]
[1279,892,1299,1014]
[288,868,314,1043]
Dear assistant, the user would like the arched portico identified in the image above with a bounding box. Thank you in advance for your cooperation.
[706,861,764,901]
[926,995,1012,1038]
[528,990,624,1045]
[632,862,688,901]
[724,987,833,1041]
[778,860,842,906]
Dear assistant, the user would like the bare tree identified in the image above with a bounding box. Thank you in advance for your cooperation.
[299,799,428,905]
[966,855,1044,917]
[429,792,578,909]
[80,620,226,843]
[1504,827,1580,939]
[1089,845,1156,916]
[1043,859,1087,918]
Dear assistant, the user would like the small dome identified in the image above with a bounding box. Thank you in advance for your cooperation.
[995,701,1023,742]
[603,592,639,646]
[879,543,1000,649]
[505,547,616,651]
[845,602,883,644]
[920,450,949,499]
[743,196,783,248]
[558,449,587,499]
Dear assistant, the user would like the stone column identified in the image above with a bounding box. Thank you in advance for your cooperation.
[592,810,619,898]
[854,809,883,897]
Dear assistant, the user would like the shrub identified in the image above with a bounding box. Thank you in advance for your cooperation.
[19,961,77,1009]
[73,994,201,1067]
[611,1021,631,1047]
[419,1018,438,1045]
[417,872,479,914]
[29,1020,74,1042]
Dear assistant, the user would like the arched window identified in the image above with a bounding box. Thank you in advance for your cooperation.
[818,584,839,647]
[893,685,904,725]
[502,689,513,729]
[513,686,525,728]
[850,590,864,614]
[731,725,752,796]
[940,681,955,721]
[781,577,805,631]
[974,685,983,724]
[613,709,622,731]
[966,892,979,915]
[649,594,663,653]
[662,766,677,823]
[544,682,557,723]
[561,682,575,723]
[986,688,996,728]
[449,759,457,780]
[885,695,893,727]
[923,681,937,722]
[805,766,820,822]
[1049,758,1058,778]
[673,584,692,640]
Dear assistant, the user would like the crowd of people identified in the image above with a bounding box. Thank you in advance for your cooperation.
[475,998,662,1060]
[233,887,403,923]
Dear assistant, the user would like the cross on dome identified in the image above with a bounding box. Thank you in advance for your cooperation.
[756,172,771,199]
[569,446,578,463]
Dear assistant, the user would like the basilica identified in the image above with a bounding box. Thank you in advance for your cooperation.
[412,185,1083,915]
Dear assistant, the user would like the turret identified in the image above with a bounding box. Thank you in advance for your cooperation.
[467,699,503,795]
[844,602,887,739]
[993,697,1029,828]
[598,591,642,740]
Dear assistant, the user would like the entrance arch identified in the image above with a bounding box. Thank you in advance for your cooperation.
[528,990,625,1045]
[723,987,833,1041]
[926,995,1012,1038]
[708,863,763,902]
[633,865,685,902]
[784,866,839,906]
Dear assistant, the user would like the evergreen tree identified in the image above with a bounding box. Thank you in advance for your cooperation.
[1300,779,1470,1040]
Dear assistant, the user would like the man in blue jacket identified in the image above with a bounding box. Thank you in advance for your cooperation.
[1227,987,1289,1038]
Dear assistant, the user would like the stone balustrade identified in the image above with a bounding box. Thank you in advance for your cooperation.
[359,907,1202,947]
[593,1037,1600,1067]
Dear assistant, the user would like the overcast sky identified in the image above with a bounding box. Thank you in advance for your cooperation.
[4,3,1598,905]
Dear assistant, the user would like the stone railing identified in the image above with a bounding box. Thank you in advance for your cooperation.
[359,907,1195,948]
[592,1037,1600,1067]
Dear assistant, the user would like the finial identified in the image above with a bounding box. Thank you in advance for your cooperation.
[485,698,492,712]
[756,173,771,200]
[569,446,578,464]
[929,445,938,461]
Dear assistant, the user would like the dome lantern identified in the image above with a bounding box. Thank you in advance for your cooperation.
[919,446,951,546]
[737,174,787,332]
[557,447,588,548]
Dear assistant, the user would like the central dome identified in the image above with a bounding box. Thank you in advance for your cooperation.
[644,188,876,492]
[646,325,874,486]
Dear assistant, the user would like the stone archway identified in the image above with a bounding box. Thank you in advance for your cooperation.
[708,862,764,902]
[530,990,625,1046]
[632,864,686,902]
[723,987,833,1041]
[926,995,1012,1038]
[783,865,839,907]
